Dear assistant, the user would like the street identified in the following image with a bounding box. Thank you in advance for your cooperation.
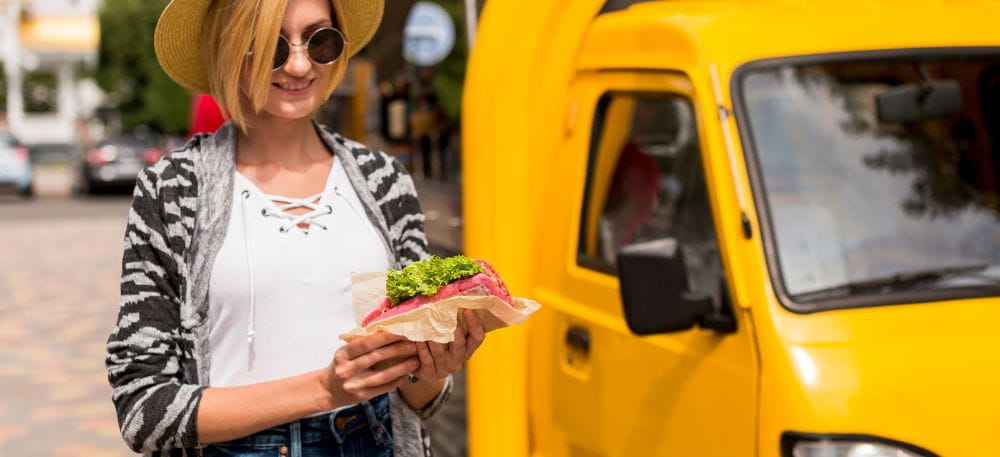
[0,195,132,456]
[0,167,466,456]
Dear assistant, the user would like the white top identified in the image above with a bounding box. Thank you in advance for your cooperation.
[208,158,391,389]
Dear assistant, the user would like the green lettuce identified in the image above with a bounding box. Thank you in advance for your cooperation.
[386,255,484,306]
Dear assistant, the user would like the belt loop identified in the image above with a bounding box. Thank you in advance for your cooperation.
[290,420,302,457]
[328,411,348,444]
[363,399,391,447]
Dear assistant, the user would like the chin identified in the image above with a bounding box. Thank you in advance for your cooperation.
[264,100,319,121]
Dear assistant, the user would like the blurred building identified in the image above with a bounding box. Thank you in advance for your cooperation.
[1,0,102,145]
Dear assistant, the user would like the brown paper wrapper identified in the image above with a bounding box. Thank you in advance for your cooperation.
[340,272,541,344]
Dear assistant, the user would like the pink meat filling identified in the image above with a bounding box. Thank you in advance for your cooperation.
[361,260,513,327]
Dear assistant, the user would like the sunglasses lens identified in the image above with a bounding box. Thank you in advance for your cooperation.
[307,28,346,64]
[273,36,290,70]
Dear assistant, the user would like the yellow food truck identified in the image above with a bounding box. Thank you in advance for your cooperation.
[460,1,1000,456]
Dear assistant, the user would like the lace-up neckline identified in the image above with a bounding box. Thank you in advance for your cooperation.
[236,158,337,235]
[260,193,333,233]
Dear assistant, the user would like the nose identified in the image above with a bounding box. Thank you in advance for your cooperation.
[281,45,312,77]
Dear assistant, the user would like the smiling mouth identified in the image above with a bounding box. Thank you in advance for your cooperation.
[273,80,313,91]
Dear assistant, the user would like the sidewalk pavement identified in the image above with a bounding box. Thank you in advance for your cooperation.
[0,217,132,456]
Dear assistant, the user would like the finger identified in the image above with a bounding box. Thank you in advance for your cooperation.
[465,310,486,359]
[334,345,349,366]
[344,332,407,360]
[416,342,435,379]
[361,356,420,388]
[449,326,467,370]
[465,334,484,361]
[428,342,448,378]
[358,372,411,400]
[354,340,418,370]
[466,309,486,341]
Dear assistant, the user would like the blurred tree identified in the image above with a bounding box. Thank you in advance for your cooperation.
[97,0,189,135]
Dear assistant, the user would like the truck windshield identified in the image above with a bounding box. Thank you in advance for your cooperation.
[738,53,1000,310]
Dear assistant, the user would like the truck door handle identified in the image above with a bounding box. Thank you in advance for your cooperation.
[565,326,591,354]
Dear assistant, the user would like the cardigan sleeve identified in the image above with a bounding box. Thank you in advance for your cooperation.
[386,157,433,267]
[105,164,206,453]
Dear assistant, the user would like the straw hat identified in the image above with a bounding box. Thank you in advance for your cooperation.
[154,0,384,93]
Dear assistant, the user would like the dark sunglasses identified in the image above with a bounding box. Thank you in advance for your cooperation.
[271,27,347,70]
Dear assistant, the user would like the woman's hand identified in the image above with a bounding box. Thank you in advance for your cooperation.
[322,332,420,408]
[414,309,486,380]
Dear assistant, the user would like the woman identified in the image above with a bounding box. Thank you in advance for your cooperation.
[104,0,485,455]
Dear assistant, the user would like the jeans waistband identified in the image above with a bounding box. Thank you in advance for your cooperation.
[218,394,391,447]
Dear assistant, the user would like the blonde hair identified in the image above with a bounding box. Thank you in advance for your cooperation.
[200,0,349,130]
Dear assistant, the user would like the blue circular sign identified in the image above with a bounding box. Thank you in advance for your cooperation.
[403,2,456,67]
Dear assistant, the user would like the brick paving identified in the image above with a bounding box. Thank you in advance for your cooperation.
[0,212,134,455]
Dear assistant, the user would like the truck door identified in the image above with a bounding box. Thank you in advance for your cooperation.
[528,70,758,456]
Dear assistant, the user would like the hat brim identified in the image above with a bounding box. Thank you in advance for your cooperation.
[155,0,384,93]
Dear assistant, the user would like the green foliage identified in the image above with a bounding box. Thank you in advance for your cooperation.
[386,255,483,306]
[97,0,189,134]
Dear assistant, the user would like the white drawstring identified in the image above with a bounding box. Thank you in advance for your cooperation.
[239,190,257,346]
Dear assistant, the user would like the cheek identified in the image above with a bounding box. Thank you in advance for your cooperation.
[315,65,334,92]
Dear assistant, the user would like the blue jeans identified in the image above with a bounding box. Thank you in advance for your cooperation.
[203,394,392,457]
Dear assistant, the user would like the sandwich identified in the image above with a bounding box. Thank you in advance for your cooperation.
[361,255,514,327]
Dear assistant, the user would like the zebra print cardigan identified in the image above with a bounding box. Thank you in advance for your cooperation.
[105,122,451,456]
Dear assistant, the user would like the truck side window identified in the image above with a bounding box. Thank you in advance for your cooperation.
[578,92,722,301]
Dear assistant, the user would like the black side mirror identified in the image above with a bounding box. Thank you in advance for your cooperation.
[616,238,713,335]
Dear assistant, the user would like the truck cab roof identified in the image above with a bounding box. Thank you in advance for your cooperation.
[581,0,1000,72]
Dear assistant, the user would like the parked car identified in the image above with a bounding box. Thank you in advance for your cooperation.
[0,131,33,198]
[74,137,163,195]
[29,142,78,165]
